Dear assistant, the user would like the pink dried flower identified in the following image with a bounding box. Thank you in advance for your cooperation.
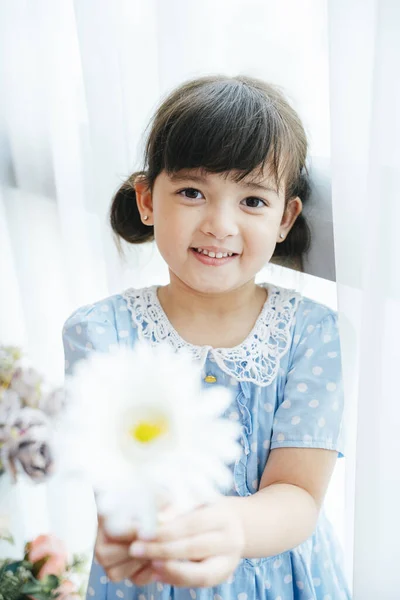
[54,579,81,600]
[28,534,68,580]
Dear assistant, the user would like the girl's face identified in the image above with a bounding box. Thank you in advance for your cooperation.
[136,169,302,295]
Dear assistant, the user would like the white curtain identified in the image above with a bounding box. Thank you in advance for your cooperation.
[3,1,398,596]
[329,0,400,597]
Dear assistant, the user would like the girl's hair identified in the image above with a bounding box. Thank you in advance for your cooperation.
[110,75,311,268]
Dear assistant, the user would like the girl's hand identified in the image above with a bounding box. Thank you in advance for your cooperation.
[129,499,245,587]
[95,518,152,584]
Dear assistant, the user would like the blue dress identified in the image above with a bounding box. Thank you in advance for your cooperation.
[62,284,351,600]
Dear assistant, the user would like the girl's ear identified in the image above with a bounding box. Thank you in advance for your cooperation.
[277,197,303,242]
[135,178,154,226]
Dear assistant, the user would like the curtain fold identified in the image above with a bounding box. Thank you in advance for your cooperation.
[329,0,400,595]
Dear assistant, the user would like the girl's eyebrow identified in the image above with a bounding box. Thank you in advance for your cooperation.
[169,172,278,195]
[169,172,207,185]
[241,180,278,195]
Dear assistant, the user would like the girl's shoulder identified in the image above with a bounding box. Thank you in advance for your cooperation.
[258,282,337,328]
[63,290,137,333]
[264,285,341,379]
[257,283,340,368]
[293,290,338,328]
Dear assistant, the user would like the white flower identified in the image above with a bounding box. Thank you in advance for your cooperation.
[62,343,241,537]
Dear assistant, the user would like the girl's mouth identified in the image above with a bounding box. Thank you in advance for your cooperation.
[190,247,239,266]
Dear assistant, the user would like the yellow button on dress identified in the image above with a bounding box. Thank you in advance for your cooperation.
[204,375,217,383]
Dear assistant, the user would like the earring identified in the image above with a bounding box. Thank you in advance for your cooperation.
[143,215,149,221]
[279,233,284,239]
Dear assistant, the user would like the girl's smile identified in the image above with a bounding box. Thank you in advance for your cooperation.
[190,246,239,266]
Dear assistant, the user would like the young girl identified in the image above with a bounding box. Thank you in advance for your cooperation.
[63,75,350,600]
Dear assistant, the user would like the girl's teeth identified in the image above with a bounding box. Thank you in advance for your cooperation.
[195,248,233,259]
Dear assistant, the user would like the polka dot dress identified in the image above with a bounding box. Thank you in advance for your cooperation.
[63,285,351,600]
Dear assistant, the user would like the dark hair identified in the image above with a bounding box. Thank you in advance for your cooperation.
[110,75,311,268]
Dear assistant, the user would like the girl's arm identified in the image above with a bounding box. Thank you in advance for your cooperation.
[233,446,337,558]
[128,446,337,588]
[128,308,343,586]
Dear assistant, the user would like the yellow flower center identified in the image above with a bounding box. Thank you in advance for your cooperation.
[130,419,168,444]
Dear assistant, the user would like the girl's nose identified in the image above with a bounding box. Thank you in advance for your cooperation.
[200,205,239,240]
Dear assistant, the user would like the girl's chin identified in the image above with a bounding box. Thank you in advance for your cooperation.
[174,274,246,296]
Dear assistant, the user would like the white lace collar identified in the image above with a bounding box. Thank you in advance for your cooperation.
[122,284,300,387]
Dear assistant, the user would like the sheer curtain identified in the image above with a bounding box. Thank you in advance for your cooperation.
[3,1,397,596]
[329,0,400,596]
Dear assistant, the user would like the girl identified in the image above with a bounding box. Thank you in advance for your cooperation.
[63,75,350,599]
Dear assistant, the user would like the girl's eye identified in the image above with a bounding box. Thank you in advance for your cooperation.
[241,197,267,209]
[179,188,204,200]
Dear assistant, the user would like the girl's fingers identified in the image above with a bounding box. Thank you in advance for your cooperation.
[103,526,139,544]
[154,504,221,543]
[131,564,157,586]
[95,524,146,578]
[152,555,233,587]
[98,515,139,544]
[107,558,149,583]
[96,541,133,567]
[130,532,225,561]
[95,529,130,568]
